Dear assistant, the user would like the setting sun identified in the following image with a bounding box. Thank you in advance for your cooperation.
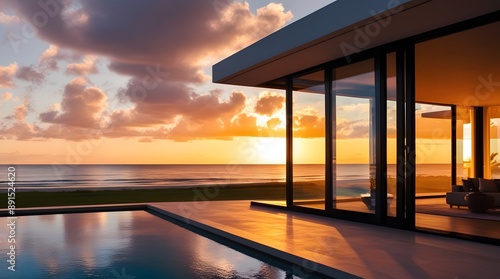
[256,137,286,164]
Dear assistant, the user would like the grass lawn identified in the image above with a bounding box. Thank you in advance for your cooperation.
[0,183,287,209]
[1,175,451,209]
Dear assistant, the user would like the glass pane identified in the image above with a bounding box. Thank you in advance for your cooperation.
[488,106,500,178]
[387,52,397,217]
[414,20,500,236]
[332,59,376,213]
[415,104,452,195]
[456,106,473,180]
[292,70,325,209]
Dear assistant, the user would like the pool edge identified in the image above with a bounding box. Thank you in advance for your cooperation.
[147,204,361,279]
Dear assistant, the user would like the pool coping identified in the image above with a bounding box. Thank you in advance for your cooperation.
[0,203,148,217]
[5,201,499,279]
[147,204,358,279]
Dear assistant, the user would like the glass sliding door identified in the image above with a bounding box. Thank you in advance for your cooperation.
[292,69,325,208]
[387,52,398,217]
[487,106,500,178]
[456,106,474,180]
[415,104,452,194]
[331,59,376,213]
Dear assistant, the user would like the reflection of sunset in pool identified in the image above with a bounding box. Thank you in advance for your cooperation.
[0,211,318,278]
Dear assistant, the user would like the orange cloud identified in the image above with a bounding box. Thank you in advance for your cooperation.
[66,56,98,75]
[255,92,285,116]
[14,100,29,122]
[0,63,18,88]
[1,92,12,104]
[39,78,107,128]
[39,45,60,70]
[1,1,295,142]
[293,115,325,138]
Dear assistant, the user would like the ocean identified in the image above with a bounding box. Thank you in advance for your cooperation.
[0,164,453,191]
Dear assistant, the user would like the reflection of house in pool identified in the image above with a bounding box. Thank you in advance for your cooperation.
[213,0,500,242]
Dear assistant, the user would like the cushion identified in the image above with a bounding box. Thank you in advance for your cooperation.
[470,178,480,191]
[494,179,500,192]
[479,178,498,192]
[451,185,464,192]
[462,179,474,192]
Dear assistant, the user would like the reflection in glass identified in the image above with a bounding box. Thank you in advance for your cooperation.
[332,59,376,213]
[456,106,473,180]
[488,106,500,178]
[292,70,325,209]
[387,52,397,217]
[415,104,452,194]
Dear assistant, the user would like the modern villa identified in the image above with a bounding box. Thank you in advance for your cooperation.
[214,0,500,242]
[4,1,500,278]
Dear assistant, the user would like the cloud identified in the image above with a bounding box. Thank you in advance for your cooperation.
[254,91,285,116]
[336,118,369,139]
[293,115,325,138]
[0,63,18,88]
[0,11,19,24]
[2,97,31,123]
[39,77,107,128]
[66,56,98,75]
[107,85,248,139]
[267,117,282,130]
[0,122,38,141]
[14,100,29,122]
[0,92,13,104]
[8,0,292,82]
[38,44,83,71]
[15,65,45,85]
[39,44,61,71]
[2,0,295,142]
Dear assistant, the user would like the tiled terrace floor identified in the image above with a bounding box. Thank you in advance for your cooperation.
[149,201,500,279]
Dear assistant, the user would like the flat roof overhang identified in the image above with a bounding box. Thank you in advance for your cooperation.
[213,0,500,88]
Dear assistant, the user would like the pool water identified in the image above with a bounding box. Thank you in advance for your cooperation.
[1,210,325,278]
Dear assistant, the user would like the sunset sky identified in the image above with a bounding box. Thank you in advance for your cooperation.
[0,0,338,164]
[0,0,459,165]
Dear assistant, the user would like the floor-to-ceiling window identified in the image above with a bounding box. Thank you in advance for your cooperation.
[292,70,325,208]
[331,59,377,214]
[456,106,474,180]
[487,106,500,178]
[387,52,399,217]
[276,16,500,238]
[414,20,500,238]
[414,104,452,194]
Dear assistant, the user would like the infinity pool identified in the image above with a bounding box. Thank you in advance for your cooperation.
[1,210,326,278]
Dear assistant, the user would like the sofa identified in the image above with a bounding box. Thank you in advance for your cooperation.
[445,178,500,208]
